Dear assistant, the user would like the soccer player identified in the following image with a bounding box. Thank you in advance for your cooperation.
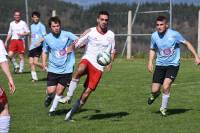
[29,11,46,82]
[5,10,30,73]
[147,16,200,116]
[42,16,78,116]
[0,39,16,133]
[62,11,116,121]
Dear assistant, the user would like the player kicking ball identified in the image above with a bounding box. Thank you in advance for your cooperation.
[60,11,116,121]
[147,16,200,116]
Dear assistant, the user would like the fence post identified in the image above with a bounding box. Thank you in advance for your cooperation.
[127,10,132,59]
[52,10,56,17]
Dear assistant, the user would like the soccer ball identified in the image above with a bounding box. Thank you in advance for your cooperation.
[96,52,111,66]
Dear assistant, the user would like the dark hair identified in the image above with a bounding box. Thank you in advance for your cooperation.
[48,16,61,27]
[156,16,168,23]
[32,11,40,18]
[97,11,110,18]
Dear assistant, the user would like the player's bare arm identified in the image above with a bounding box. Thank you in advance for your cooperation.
[148,49,156,73]
[184,41,200,65]
[0,61,16,94]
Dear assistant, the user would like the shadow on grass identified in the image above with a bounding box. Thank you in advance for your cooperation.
[55,108,101,116]
[155,108,192,115]
[83,112,129,120]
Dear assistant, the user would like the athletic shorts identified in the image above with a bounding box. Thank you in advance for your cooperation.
[28,46,43,58]
[8,39,25,54]
[80,59,102,91]
[152,65,179,84]
[0,87,8,113]
[47,72,72,88]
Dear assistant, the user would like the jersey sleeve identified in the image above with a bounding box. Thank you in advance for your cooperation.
[41,24,47,36]
[0,40,7,63]
[42,38,50,53]
[74,28,91,48]
[150,35,157,50]
[7,23,12,35]
[23,22,30,33]
[175,31,186,44]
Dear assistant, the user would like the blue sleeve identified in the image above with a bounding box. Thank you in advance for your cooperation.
[175,32,186,44]
[150,35,156,49]
[67,32,78,41]
[41,24,47,36]
[42,39,49,53]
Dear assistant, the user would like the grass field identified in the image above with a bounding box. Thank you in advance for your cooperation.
[1,58,200,133]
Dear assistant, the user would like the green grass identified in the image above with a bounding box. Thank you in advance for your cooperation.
[1,58,200,133]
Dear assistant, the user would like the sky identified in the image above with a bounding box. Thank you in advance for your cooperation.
[62,0,200,8]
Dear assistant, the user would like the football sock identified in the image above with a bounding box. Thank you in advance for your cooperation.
[49,94,62,112]
[0,116,10,133]
[152,91,161,98]
[161,93,170,109]
[31,71,38,80]
[67,78,79,98]
[19,60,24,72]
[69,99,81,118]
[11,58,18,68]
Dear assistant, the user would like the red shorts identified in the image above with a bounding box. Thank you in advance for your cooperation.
[8,39,25,54]
[0,87,8,113]
[80,59,102,91]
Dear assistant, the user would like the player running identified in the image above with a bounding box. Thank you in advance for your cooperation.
[0,39,16,133]
[42,16,78,116]
[147,16,200,116]
[5,10,30,73]
[61,11,116,121]
[29,11,47,82]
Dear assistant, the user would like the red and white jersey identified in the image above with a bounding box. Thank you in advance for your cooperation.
[0,40,7,63]
[75,27,115,71]
[8,20,30,40]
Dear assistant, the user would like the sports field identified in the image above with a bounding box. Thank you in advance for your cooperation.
[1,58,200,133]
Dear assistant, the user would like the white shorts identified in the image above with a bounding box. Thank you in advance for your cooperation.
[0,55,7,63]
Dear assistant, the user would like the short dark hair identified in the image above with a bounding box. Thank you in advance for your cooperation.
[32,11,40,18]
[156,16,168,23]
[97,11,110,18]
[48,16,61,27]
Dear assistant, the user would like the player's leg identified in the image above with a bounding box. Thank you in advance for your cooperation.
[148,66,165,105]
[8,40,19,73]
[60,61,87,104]
[18,40,25,73]
[44,72,57,107]
[65,63,102,121]
[29,57,37,81]
[0,104,10,133]
[49,73,72,116]
[0,87,10,133]
[160,66,179,116]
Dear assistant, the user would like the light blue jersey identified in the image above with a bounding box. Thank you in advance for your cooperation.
[150,29,186,66]
[29,22,46,50]
[43,30,78,74]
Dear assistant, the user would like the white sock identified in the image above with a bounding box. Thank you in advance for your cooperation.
[161,93,170,109]
[0,116,10,133]
[19,60,24,72]
[67,78,79,98]
[31,71,38,80]
[49,95,62,112]
[11,58,18,68]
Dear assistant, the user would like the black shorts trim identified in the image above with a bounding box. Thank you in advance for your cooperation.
[152,65,179,84]
[28,46,43,57]
[47,72,72,88]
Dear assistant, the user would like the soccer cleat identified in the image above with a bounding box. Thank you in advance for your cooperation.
[44,96,53,107]
[14,66,19,73]
[65,110,72,121]
[160,107,167,116]
[59,96,71,104]
[147,91,161,105]
[18,69,23,73]
[48,111,56,116]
